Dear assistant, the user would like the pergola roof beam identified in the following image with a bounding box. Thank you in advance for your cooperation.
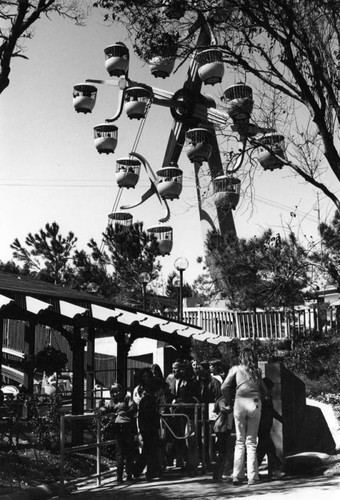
[25,296,52,315]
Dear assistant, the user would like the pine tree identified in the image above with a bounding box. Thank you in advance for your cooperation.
[206,229,309,309]
[317,210,340,289]
[83,222,162,307]
[11,222,78,285]
[10,220,163,309]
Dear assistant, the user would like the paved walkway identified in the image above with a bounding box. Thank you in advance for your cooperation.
[59,470,340,500]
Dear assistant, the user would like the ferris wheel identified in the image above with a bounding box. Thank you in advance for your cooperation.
[72,21,284,258]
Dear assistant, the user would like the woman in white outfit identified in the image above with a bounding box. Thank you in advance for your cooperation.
[221,348,267,486]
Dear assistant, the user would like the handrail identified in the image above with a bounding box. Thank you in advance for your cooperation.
[59,412,115,497]
[160,413,191,440]
[59,402,208,495]
[160,402,207,468]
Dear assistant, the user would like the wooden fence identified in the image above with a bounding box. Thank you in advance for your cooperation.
[171,304,340,340]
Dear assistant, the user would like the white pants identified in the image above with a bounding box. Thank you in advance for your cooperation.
[233,397,261,482]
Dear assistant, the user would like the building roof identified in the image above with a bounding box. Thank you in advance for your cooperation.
[0,270,120,307]
[0,271,221,345]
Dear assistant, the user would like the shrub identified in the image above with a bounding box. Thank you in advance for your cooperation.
[26,394,63,450]
[191,339,221,363]
[283,339,340,380]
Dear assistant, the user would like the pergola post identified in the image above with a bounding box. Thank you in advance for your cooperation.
[116,332,129,393]
[70,325,85,445]
[0,316,4,384]
[181,341,192,361]
[24,322,35,393]
[86,327,95,410]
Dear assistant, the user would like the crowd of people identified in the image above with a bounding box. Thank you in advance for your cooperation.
[98,348,285,486]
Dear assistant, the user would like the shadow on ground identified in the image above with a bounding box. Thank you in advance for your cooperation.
[64,471,340,500]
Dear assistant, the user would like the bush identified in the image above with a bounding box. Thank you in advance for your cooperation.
[27,394,63,450]
[0,394,63,451]
[208,336,340,399]
[275,338,292,351]
[283,339,340,381]
[0,448,113,491]
[191,338,221,363]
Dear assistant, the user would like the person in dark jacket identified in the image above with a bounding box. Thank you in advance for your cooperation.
[133,368,163,480]
[197,360,222,470]
[108,383,137,483]
[166,360,200,475]
[196,361,221,404]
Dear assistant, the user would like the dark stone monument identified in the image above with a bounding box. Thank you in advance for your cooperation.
[259,362,336,459]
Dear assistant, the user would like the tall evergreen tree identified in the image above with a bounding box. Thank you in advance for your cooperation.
[10,220,164,310]
[317,210,340,289]
[11,222,78,285]
[165,270,192,302]
[77,221,163,308]
[206,229,309,309]
[0,260,25,275]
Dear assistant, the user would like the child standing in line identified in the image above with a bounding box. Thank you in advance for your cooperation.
[212,395,234,482]
[109,383,137,483]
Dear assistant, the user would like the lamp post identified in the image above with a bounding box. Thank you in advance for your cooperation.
[172,276,180,320]
[174,257,189,321]
[138,272,151,310]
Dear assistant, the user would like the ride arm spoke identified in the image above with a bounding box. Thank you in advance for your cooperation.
[120,185,157,210]
[192,103,230,127]
[86,78,128,90]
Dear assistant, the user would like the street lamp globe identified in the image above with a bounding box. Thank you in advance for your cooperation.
[174,257,189,272]
[138,272,151,284]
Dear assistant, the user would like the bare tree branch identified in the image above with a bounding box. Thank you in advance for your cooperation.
[0,0,87,94]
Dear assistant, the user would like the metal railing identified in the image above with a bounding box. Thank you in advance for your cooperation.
[59,412,116,497]
[59,403,209,496]
[160,403,208,471]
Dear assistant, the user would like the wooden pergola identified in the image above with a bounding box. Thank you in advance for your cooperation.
[0,271,210,416]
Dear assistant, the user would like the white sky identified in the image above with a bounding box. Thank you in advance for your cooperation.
[0,9,337,286]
